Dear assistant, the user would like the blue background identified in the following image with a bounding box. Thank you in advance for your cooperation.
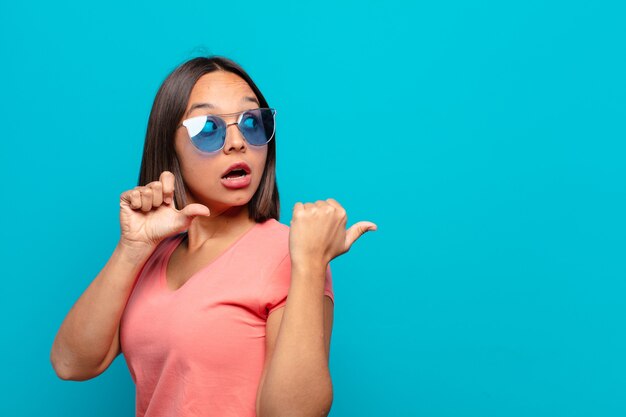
[1,0,624,416]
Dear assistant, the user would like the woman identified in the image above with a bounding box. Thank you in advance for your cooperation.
[50,56,376,417]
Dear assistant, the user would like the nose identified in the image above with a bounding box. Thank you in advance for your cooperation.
[223,121,247,153]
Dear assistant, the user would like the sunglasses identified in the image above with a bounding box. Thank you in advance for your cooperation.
[179,107,277,153]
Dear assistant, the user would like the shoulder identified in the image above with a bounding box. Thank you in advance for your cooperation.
[144,232,184,262]
[126,232,186,289]
[257,218,290,234]
[157,232,186,257]
[238,218,291,269]
[253,218,290,247]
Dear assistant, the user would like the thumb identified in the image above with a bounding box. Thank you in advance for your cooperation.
[179,203,211,219]
[345,221,377,250]
[167,204,211,234]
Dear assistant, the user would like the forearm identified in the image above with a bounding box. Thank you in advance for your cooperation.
[259,261,333,417]
[50,241,154,380]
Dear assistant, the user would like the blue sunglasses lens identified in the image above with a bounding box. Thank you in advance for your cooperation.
[185,108,276,153]
[240,108,276,146]
[191,117,225,152]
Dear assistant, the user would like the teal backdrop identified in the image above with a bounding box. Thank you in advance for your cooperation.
[1,0,624,416]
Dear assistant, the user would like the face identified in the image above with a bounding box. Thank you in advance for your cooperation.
[174,71,268,214]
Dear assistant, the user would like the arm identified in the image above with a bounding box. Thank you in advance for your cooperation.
[257,198,376,417]
[256,264,335,417]
[50,171,209,381]
[50,241,154,381]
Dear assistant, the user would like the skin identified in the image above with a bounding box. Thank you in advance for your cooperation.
[50,70,377,417]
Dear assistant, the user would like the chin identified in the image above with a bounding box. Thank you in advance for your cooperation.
[221,192,255,207]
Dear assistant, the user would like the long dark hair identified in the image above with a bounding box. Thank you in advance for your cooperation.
[137,56,279,222]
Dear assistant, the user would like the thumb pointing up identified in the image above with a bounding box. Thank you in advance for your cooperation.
[345,221,378,250]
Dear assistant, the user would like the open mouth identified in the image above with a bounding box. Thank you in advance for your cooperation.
[222,169,248,179]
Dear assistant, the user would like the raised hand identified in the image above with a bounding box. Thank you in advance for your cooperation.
[289,198,377,267]
[119,171,211,250]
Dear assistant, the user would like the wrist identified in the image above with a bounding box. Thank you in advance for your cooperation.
[290,256,328,277]
[115,239,156,264]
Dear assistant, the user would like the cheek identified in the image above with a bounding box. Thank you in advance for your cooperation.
[175,134,221,180]
[252,148,269,177]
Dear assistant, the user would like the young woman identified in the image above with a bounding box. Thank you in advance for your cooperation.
[50,56,376,417]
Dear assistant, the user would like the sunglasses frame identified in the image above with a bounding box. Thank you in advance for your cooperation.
[178,107,277,153]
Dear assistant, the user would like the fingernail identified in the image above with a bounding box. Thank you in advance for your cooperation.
[165,197,172,204]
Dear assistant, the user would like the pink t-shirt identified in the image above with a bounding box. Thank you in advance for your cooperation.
[119,218,334,417]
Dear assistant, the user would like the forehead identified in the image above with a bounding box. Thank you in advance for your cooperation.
[186,71,258,114]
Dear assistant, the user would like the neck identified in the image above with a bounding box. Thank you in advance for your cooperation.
[185,204,256,252]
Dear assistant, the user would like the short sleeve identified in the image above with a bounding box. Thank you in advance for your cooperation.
[261,254,334,317]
